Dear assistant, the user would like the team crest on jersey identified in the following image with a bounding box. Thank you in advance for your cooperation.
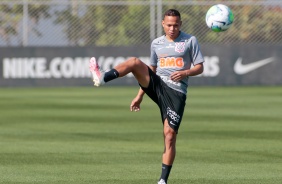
[175,42,185,53]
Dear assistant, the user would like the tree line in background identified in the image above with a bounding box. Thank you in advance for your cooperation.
[0,3,49,45]
[0,1,282,46]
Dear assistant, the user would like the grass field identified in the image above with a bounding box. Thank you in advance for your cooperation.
[0,86,282,184]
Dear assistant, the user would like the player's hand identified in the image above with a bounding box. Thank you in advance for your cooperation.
[130,96,143,112]
[170,70,187,82]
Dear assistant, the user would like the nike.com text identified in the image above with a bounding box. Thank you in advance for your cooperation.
[2,56,218,79]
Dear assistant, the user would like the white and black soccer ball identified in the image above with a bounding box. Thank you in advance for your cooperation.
[206,4,234,32]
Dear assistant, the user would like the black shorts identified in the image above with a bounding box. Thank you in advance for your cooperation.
[140,67,186,133]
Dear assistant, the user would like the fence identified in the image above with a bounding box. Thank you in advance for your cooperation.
[0,0,282,47]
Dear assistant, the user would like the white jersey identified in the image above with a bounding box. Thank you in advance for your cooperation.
[150,31,204,94]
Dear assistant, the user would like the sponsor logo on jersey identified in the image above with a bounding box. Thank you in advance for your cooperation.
[160,57,184,68]
[175,42,185,53]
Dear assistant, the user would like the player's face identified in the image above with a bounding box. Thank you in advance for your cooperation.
[162,16,182,41]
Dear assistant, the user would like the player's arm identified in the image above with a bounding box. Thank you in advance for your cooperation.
[185,62,204,76]
[170,63,204,82]
[131,89,144,112]
[130,65,156,112]
[131,41,157,112]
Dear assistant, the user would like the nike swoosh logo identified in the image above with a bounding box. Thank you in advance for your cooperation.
[169,121,176,126]
[234,57,275,75]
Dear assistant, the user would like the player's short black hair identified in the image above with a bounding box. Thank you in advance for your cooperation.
[164,9,181,19]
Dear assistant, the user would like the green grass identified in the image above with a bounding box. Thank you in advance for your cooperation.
[0,86,282,184]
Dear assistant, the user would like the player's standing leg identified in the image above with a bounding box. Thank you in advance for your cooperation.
[158,119,177,184]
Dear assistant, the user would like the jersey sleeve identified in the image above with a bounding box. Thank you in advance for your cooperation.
[190,36,205,65]
[150,41,158,67]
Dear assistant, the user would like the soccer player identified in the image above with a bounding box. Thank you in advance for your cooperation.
[89,9,204,184]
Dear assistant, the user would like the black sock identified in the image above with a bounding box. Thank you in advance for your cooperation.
[160,163,172,183]
[104,69,119,82]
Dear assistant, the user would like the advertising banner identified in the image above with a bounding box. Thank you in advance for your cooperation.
[0,45,281,87]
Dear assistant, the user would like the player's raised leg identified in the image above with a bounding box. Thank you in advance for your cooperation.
[89,57,150,88]
[89,57,105,86]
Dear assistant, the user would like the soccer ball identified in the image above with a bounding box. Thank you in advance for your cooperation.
[206,4,234,32]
